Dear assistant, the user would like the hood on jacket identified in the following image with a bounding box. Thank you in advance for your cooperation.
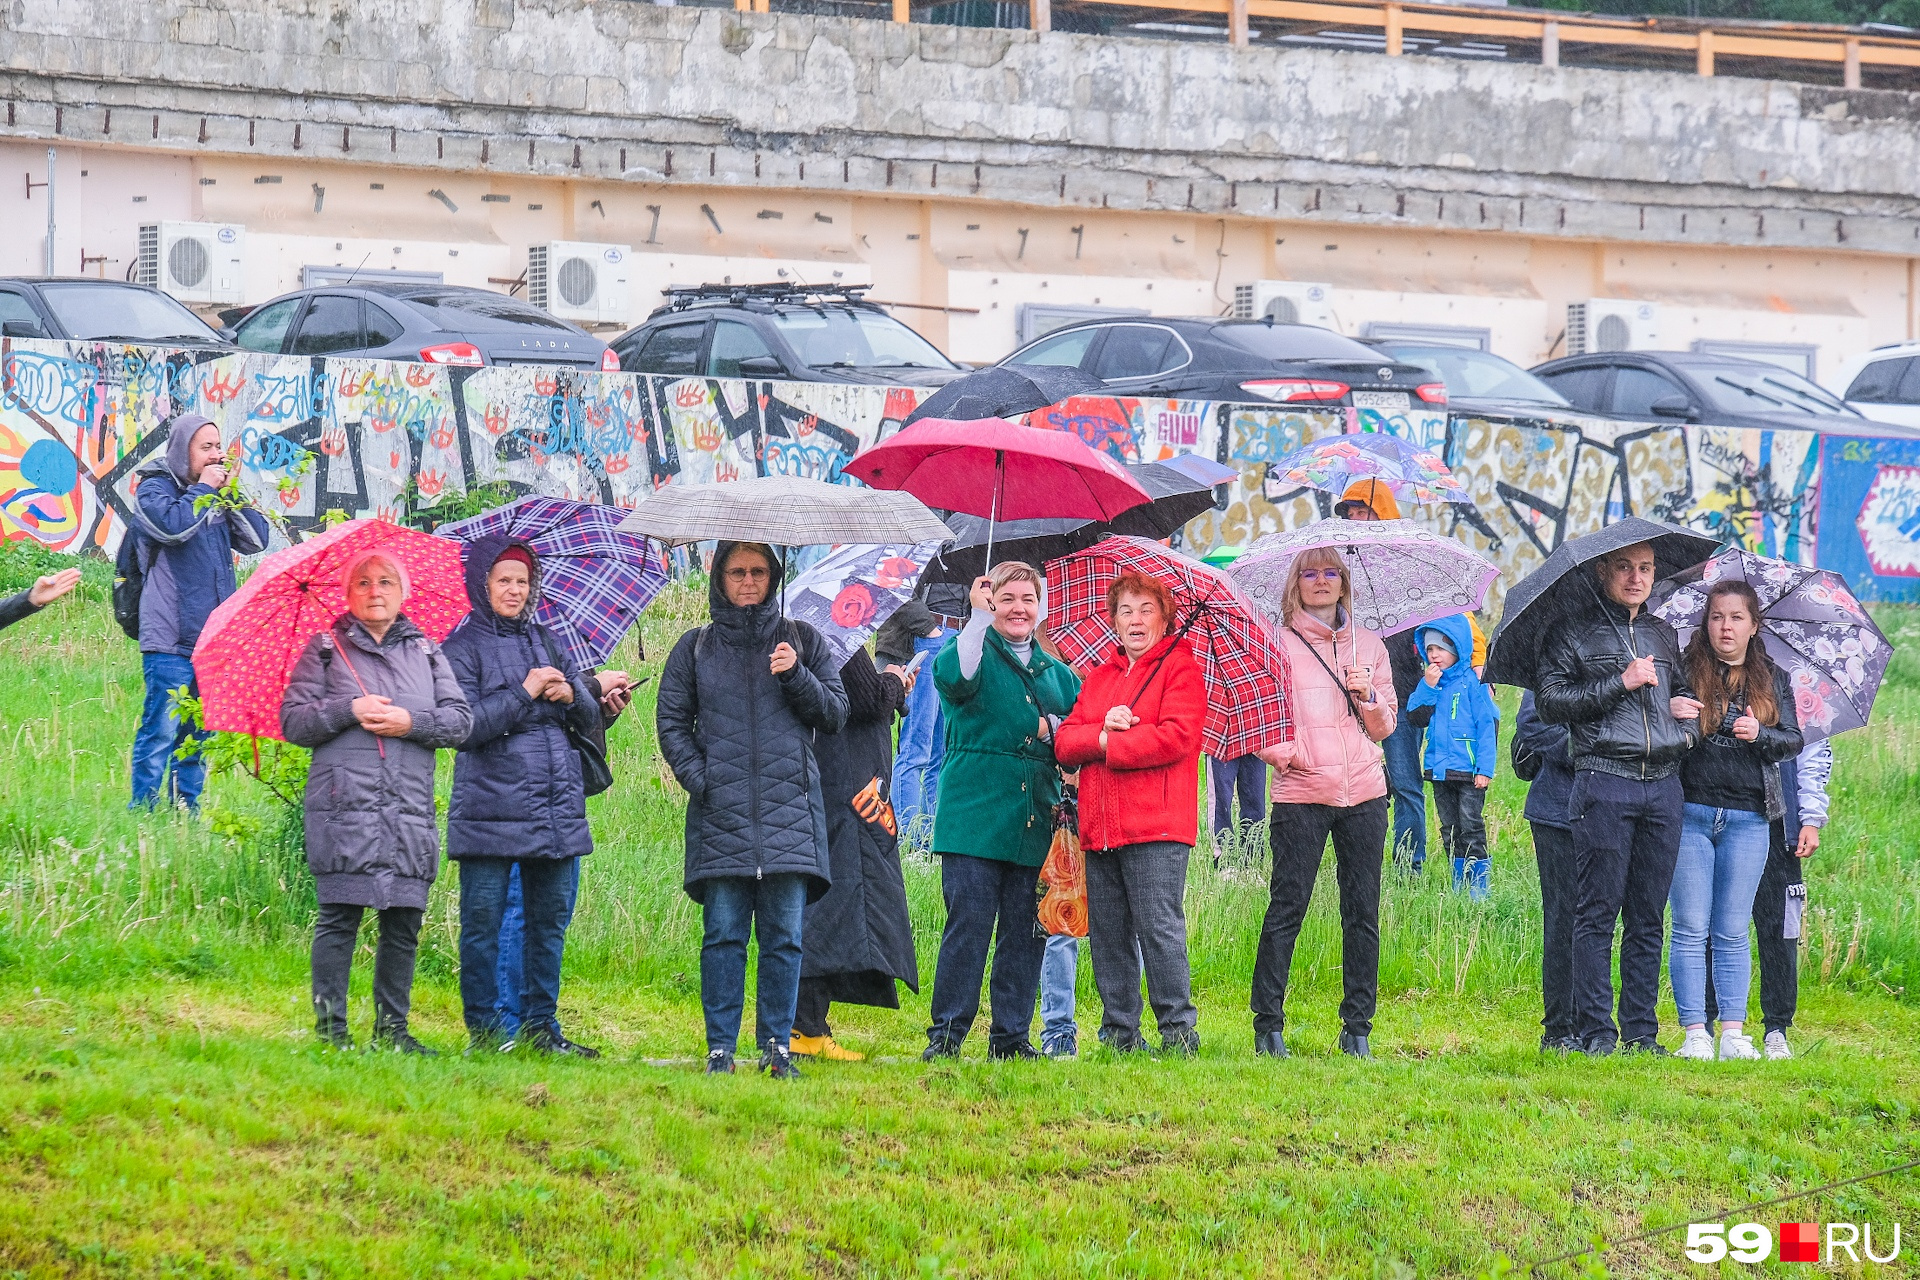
[142,413,221,488]
[709,540,786,648]
[462,533,542,632]
[1414,613,1478,680]
[1335,477,1402,522]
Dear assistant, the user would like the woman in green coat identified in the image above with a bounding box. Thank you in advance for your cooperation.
[924,560,1081,1061]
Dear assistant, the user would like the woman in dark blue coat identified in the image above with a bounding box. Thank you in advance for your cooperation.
[443,536,604,1057]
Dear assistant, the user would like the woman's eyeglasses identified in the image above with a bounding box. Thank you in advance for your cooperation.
[1298,568,1343,583]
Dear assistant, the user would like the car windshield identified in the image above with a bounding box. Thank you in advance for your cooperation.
[38,283,221,343]
[1380,344,1570,406]
[1696,365,1856,417]
[1216,322,1382,361]
[400,290,579,333]
[769,308,958,370]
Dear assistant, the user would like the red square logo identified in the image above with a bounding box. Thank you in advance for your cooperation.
[1780,1223,1821,1262]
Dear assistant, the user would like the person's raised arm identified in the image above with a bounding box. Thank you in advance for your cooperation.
[137,472,209,537]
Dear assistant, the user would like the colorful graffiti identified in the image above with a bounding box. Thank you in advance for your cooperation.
[0,335,1878,617]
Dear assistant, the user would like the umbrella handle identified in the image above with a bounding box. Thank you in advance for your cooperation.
[983,449,1003,575]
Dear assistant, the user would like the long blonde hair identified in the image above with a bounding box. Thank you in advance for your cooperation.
[1279,546,1351,626]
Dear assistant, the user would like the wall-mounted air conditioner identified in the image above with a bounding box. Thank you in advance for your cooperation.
[1232,281,1337,330]
[1566,299,1660,355]
[529,241,632,325]
[137,221,247,304]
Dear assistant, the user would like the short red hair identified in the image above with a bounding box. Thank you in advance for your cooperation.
[1105,571,1176,628]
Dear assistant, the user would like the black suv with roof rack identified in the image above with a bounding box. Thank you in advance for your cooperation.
[609,283,965,388]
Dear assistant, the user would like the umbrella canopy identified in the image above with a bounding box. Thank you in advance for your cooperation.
[1651,548,1890,742]
[903,364,1107,427]
[1268,433,1470,508]
[437,495,668,668]
[784,539,943,666]
[921,460,1221,588]
[1047,535,1294,758]
[191,518,470,739]
[1230,519,1498,638]
[1482,516,1722,689]
[844,418,1151,525]
[614,475,953,548]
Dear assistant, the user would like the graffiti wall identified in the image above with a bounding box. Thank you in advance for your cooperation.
[0,336,1870,617]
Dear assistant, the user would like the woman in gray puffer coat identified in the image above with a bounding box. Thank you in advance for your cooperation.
[656,541,848,1079]
[281,548,473,1054]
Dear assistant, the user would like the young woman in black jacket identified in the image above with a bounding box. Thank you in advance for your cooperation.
[1669,580,1802,1062]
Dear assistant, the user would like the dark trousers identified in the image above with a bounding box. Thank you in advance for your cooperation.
[1704,827,1804,1034]
[1531,821,1578,1043]
[311,902,424,1041]
[927,853,1046,1051]
[1569,770,1683,1050]
[701,873,808,1054]
[1084,840,1197,1042]
[458,856,578,1039]
[794,977,834,1038]
[1209,755,1268,839]
[1432,780,1488,863]
[1251,797,1389,1037]
[1381,717,1429,870]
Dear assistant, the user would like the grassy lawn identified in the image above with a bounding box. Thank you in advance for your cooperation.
[1,562,1917,1278]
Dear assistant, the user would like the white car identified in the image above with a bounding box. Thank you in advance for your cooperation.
[1833,342,1920,430]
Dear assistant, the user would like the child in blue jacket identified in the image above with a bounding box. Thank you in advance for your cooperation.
[1405,613,1501,901]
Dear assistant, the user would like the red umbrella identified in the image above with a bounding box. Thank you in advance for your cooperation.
[844,417,1151,568]
[1047,536,1294,759]
[191,518,470,740]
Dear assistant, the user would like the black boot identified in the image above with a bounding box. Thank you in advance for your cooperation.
[371,1026,438,1057]
[1338,1030,1372,1060]
[523,1023,602,1059]
[314,997,354,1051]
[1254,1030,1289,1058]
[987,1039,1041,1061]
[706,1049,736,1074]
[922,1038,961,1063]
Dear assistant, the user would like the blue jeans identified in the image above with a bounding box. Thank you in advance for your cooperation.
[891,631,948,849]
[1381,715,1427,869]
[494,859,582,1038]
[1670,803,1772,1027]
[927,853,1045,1051]
[130,653,208,810]
[1040,933,1081,1045]
[700,873,808,1054]
[1208,755,1267,840]
[457,857,579,1038]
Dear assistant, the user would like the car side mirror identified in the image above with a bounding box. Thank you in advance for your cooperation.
[736,355,787,378]
[1,319,45,339]
[1649,395,1695,420]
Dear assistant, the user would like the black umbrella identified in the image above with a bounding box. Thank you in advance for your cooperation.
[1483,517,1722,690]
[903,364,1108,426]
[920,460,1223,587]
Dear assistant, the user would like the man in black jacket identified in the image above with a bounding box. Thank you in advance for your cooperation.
[1536,541,1701,1055]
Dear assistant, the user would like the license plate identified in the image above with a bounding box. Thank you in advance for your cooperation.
[1353,392,1411,411]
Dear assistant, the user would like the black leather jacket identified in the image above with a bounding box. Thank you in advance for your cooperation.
[1536,597,1699,780]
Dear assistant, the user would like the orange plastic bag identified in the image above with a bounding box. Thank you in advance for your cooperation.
[1036,793,1088,938]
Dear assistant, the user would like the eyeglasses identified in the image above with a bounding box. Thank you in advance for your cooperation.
[724,567,771,581]
[1298,568,1343,583]
[352,576,401,591]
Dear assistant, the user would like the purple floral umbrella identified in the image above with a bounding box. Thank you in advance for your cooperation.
[1231,519,1497,637]
[1651,548,1890,742]
[784,540,945,666]
[1266,433,1470,507]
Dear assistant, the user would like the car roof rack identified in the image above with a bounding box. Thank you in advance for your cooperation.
[661,281,874,311]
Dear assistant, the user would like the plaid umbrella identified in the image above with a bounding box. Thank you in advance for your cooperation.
[437,496,669,668]
[1046,535,1293,758]
[615,475,953,547]
[1267,433,1469,507]
[1652,548,1891,743]
[1231,519,1498,637]
[784,539,944,666]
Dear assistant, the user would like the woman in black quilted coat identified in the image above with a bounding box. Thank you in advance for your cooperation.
[656,542,848,1079]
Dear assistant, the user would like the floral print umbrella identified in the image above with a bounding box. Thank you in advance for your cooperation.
[1652,548,1890,743]
[1266,432,1469,507]
[784,540,945,666]
[1231,519,1498,638]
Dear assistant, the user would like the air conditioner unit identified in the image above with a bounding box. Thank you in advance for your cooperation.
[1566,299,1660,356]
[529,241,632,325]
[136,221,246,304]
[1231,281,1337,330]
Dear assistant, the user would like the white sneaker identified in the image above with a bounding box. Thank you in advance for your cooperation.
[1676,1027,1716,1060]
[1763,1030,1792,1060]
[1719,1031,1761,1061]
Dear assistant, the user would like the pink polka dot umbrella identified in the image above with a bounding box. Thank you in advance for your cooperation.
[191,518,470,740]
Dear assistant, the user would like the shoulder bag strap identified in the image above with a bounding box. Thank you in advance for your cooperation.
[1289,625,1364,723]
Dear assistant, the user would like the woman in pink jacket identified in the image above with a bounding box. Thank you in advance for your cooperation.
[1251,546,1398,1061]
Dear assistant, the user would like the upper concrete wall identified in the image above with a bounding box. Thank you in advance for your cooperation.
[3,0,1919,255]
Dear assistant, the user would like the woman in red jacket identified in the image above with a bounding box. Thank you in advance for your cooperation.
[1054,572,1208,1054]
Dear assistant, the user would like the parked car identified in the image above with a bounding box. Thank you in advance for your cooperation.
[0,277,230,347]
[1832,342,1920,430]
[611,283,965,387]
[225,283,617,369]
[1528,350,1911,433]
[1362,340,1572,417]
[998,316,1446,409]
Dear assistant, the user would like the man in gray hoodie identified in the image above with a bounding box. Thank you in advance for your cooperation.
[128,413,268,809]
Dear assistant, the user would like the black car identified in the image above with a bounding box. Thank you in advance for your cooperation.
[225,283,617,369]
[1528,350,1907,433]
[1363,340,1572,417]
[998,316,1445,409]
[0,277,230,347]
[612,283,965,387]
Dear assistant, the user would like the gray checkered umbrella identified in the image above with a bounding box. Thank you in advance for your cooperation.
[615,476,954,548]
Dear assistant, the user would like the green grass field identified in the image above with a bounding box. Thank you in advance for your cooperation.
[1,550,1916,1278]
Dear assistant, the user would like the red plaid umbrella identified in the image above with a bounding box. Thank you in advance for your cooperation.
[1046,535,1293,758]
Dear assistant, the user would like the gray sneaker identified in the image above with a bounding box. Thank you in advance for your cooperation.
[1763,1029,1792,1060]
[1040,1033,1077,1059]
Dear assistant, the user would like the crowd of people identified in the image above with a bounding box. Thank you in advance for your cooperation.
[10,421,1837,1073]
